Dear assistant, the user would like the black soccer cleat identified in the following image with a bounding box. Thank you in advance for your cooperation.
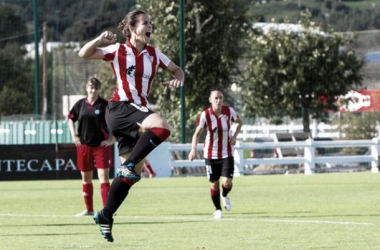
[117,163,141,182]
[93,210,114,242]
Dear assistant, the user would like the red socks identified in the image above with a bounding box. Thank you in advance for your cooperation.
[100,182,110,207]
[210,188,220,197]
[210,188,222,210]
[82,182,114,211]
[82,183,94,212]
[150,128,171,141]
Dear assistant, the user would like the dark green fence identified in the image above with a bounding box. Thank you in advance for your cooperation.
[0,120,72,145]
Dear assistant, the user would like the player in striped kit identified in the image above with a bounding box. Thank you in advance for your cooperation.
[188,88,243,219]
[78,9,184,242]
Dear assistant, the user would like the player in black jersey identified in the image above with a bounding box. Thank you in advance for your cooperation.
[68,77,115,217]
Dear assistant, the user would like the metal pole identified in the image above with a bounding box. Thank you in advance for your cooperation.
[179,0,186,143]
[33,0,40,116]
[42,21,47,118]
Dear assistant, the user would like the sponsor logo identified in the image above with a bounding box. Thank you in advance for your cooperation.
[0,159,77,173]
[339,90,371,112]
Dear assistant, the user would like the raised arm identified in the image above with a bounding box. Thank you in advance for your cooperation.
[78,31,117,60]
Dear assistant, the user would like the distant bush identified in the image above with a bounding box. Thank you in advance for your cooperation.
[325,1,332,10]
[285,3,301,10]
[333,112,380,140]
[335,4,350,14]
[332,112,380,155]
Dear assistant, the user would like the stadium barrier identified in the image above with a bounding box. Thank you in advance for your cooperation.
[1,139,378,179]
[0,120,72,144]
[237,122,340,140]
[143,139,380,177]
[233,139,380,175]
[0,120,342,145]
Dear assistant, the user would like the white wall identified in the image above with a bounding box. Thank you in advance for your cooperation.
[113,142,172,178]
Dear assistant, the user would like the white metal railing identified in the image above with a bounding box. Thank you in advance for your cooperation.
[236,122,341,140]
[146,139,380,177]
[233,139,380,175]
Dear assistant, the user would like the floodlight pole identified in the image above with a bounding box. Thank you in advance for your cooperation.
[33,0,40,116]
[179,0,186,143]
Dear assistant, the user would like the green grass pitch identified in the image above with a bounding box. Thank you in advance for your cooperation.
[1,172,380,250]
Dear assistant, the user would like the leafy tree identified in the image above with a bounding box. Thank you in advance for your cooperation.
[0,43,34,116]
[0,5,28,48]
[242,10,364,132]
[0,85,32,115]
[96,63,117,101]
[0,6,33,116]
[63,0,134,42]
[136,0,253,142]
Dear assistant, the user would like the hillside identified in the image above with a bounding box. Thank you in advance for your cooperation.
[251,0,380,32]
[1,0,380,44]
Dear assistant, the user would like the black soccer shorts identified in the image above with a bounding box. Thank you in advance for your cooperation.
[106,101,154,155]
[205,157,235,182]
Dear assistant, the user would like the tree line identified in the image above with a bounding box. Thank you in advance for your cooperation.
[0,0,370,141]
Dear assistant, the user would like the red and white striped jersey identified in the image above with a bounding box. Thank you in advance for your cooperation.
[196,106,239,159]
[99,39,171,107]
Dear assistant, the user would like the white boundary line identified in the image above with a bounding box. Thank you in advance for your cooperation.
[0,213,375,226]
[257,219,375,226]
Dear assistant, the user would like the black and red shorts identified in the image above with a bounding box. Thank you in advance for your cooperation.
[106,101,154,155]
[205,157,235,182]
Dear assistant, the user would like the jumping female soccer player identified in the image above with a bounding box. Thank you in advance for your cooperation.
[78,9,184,242]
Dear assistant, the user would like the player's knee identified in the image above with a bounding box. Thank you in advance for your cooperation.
[210,181,219,190]
[222,180,232,189]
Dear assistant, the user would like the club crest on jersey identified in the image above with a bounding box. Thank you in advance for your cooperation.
[126,65,136,77]
[126,65,151,80]
[148,55,154,63]
[95,109,100,115]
